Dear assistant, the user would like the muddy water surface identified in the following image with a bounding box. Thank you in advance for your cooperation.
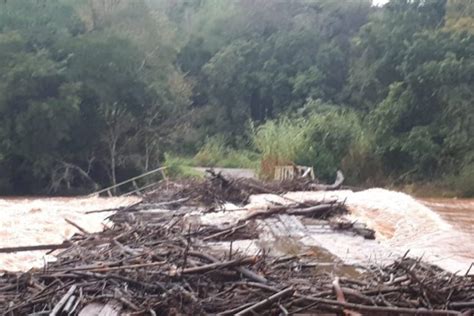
[279,189,474,274]
[0,196,140,271]
[420,198,474,234]
[0,192,472,275]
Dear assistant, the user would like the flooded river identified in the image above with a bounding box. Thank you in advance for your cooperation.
[0,191,473,274]
[0,196,140,271]
[247,189,474,274]
[420,197,474,234]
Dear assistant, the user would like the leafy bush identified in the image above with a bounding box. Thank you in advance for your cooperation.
[298,109,370,181]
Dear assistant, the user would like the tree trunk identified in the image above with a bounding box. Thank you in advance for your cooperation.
[109,137,117,195]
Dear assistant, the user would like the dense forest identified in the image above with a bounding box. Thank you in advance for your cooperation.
[0,0,473,196]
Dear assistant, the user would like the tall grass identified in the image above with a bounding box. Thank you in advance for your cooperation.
[252,117,310,178]
[251,108,384,183]
[194,136,228,167]
[194,136,259,169]
[341,129,384,185]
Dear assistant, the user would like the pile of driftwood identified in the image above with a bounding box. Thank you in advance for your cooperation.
[144,169,343,207]
[1,173,473,315]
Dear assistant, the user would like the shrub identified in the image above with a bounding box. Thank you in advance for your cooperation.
[299,109,363,181]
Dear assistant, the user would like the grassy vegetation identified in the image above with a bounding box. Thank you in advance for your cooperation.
[163,154,203,179]
[166,108,382,184]
[251,118,309,179]
[194,137,259,169]
[167,111,473,197]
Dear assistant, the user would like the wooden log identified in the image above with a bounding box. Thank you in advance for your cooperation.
[234,287,294,315]
[65,218,90,234]
[287,203,335,216]
[62,295,77,315]
[50,285,77,316]
[449,301,474,309]
[242,202,337,222]
[85,201,142,214]
[169,256,257,276]
[55,261,167,273]
[0,241,71,253]
[202,222,248,241]
[188,251,268,283]
[296,294,462,315]
[333,277,362,316]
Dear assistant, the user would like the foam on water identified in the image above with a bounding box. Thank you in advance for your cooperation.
[1,189,472,274]
[0,196,140,272]
[263,188,473,274]
[197,188,473,273]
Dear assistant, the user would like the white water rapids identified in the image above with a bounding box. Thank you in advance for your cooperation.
[0,196,140,271]
[277,189,473,274]
[0,189,472,274]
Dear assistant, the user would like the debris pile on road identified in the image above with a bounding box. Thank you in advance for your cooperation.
[1,172,473,315]
[144,169,326,206]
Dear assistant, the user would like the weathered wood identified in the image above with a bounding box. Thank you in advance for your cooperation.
[78,300,123,316]
[242,202,337,222]
[202,222,248,241]
[85,201,142,214]
[296,294,462,315]
[189,251,268,283]
[2,176,472,315]
[169,256,257,276]
[235,287,294,315]
[65,218,90,234]
[0,241,71,253]
[50,285,77,316]
[287,203,335,216]
[62,295,77,314]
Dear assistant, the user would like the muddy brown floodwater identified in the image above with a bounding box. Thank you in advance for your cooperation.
[254,189,474,274]
[0,191,472,275]
[420,197,474,234]
[0,195,140,271]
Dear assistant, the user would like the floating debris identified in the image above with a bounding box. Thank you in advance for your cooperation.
[1,173,472,315]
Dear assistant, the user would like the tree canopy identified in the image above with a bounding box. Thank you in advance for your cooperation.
[0,0,473,195]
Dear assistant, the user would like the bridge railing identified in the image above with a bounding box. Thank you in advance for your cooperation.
[89,166,167,197]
